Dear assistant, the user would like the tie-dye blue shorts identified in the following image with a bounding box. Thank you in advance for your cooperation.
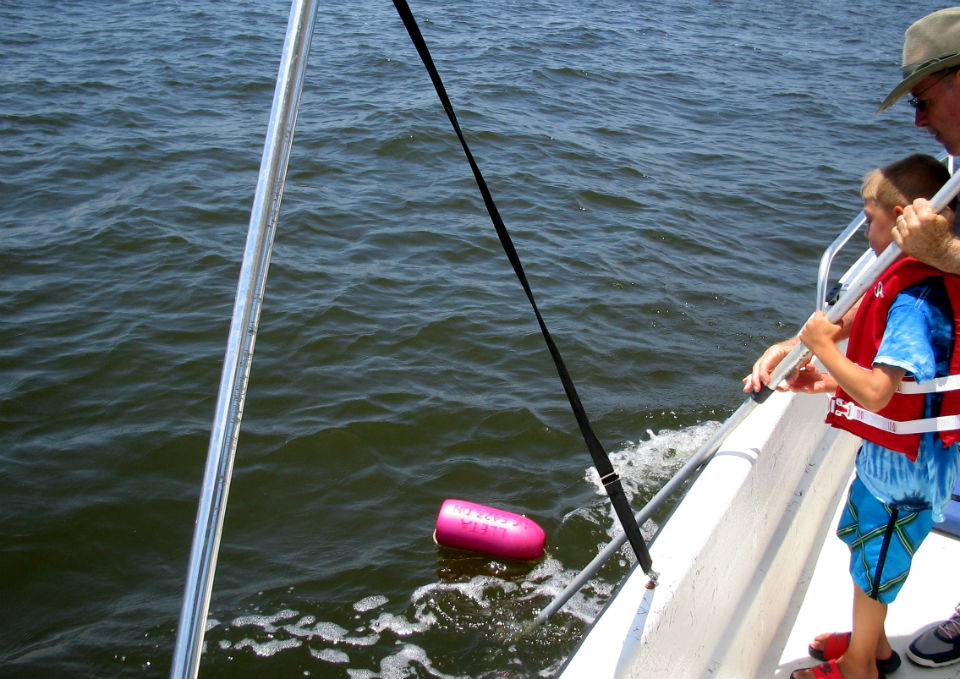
[836,475,935,604]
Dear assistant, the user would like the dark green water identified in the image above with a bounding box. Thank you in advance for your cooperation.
[0,0,946,676]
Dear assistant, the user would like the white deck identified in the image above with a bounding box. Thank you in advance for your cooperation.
[770,492,960,678]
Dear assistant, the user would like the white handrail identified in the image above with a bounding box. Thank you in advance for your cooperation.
[768,167,960,391]
[816,210,867,312]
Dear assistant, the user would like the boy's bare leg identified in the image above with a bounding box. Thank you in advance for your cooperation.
[841,583,887,678]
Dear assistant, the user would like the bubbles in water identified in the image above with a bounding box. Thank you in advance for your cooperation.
[353,594,389,613]
[232,608,300,633]
[584,421,720,493]
[232,636,302,657]
[379,643,463,679]
[369,611,435,637]
[311,647,350,664]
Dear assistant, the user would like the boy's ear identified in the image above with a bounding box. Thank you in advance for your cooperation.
[893,205,905,218]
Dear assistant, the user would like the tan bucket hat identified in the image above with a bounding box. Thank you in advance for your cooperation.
[878,7,960,113]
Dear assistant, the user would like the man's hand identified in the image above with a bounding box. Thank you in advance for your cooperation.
[742,336,802,393]
[784,364,837,394]
[895,199,960,273]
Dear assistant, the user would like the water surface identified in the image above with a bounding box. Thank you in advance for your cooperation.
[0,1,946,676]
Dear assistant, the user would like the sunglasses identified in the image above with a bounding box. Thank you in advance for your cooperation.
[908,69,956,111]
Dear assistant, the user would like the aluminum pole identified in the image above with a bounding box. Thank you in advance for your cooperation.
[170,1,319,676]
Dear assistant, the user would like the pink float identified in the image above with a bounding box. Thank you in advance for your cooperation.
[434,498,546,560]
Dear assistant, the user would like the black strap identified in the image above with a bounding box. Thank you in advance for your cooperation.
[391,0,654,576]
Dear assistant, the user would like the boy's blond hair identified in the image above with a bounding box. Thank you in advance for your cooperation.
[861,153,950,211]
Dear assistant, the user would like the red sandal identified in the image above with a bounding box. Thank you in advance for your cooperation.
[808,631,901,674]
[809,632,852,661]
[790,658,886,679]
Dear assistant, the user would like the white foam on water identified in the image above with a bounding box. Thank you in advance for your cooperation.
[346,669,379,679]
[514,554,614,623]
[379,643,465,679]
[284,620,349,642]
[412,574,519,608]
[353,594,389,612]
[231,608,300,634]
[369,610,435,636]
[232,636,302,657]
[342,632,380,647]
[309,646,350,664]
[519,555,566,596]
[584,421,720,492]
[583,421,721,540]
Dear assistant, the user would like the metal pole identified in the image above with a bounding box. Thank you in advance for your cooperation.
[170,1,319,676]
[816,211,866,312]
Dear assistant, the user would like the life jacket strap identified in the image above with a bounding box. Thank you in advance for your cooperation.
[897,374,960,394]
[829,396,960,434]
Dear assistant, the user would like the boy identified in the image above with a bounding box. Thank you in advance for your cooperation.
[790,154,960,679]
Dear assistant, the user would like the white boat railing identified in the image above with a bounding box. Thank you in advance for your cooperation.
[816,210,868,312]
[816,154,954,313]
[169,1,320,677]
[766,168,960,393]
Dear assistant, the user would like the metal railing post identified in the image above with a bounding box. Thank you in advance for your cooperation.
[170,1,320,676]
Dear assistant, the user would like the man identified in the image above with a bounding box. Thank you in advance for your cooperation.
[745,7,960,671]
[880,8,960,277]
[878,8,960,670]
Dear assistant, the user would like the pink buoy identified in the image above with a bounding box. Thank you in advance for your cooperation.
[434,498,546,560]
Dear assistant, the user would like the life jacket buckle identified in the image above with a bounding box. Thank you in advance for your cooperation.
[830,397,850,418]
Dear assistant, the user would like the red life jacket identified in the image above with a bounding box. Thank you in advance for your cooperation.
[825,257,960,460]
